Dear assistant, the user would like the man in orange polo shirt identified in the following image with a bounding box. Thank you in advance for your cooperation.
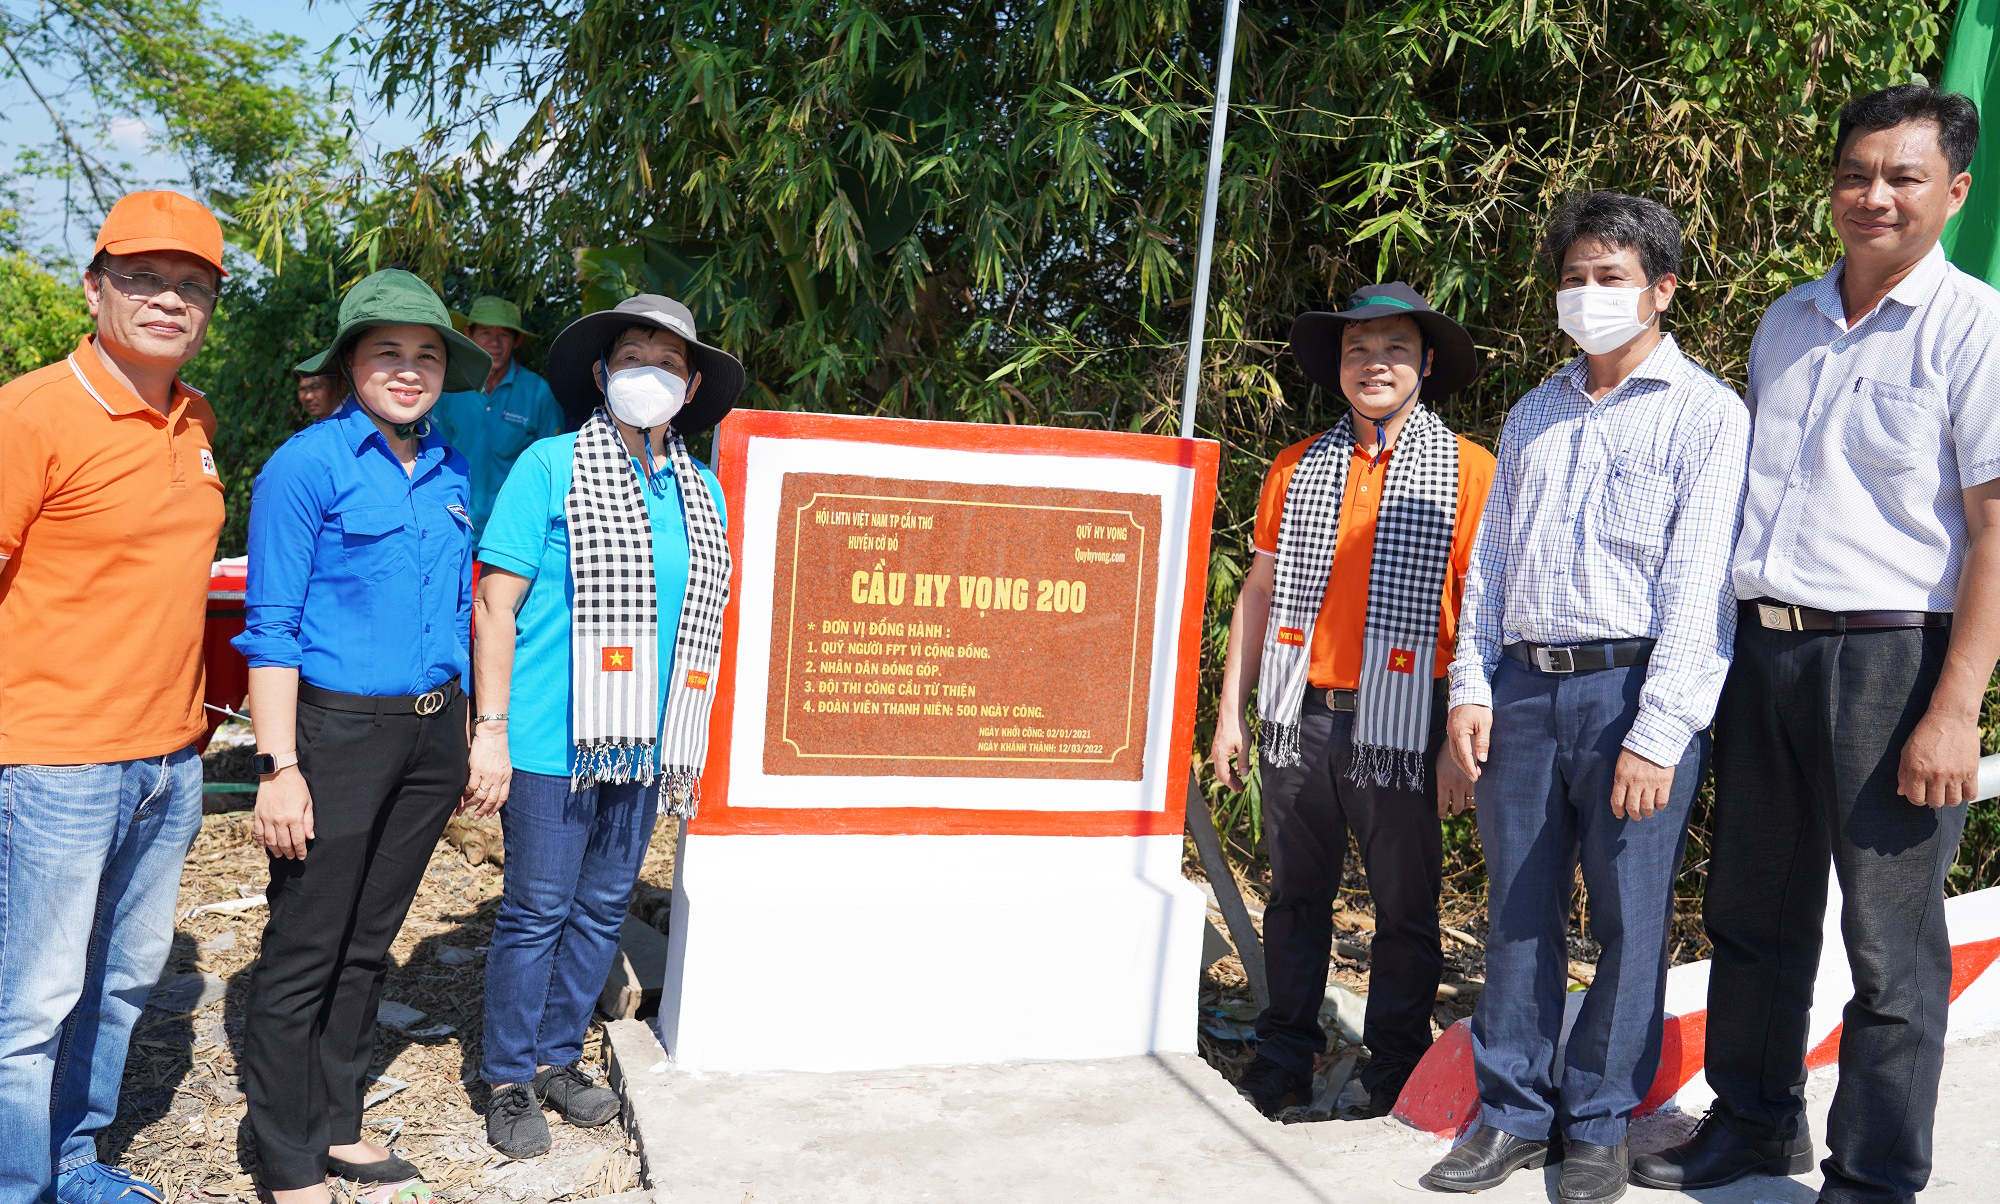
[1211,283,1493,1120]
[0,192,227,1204]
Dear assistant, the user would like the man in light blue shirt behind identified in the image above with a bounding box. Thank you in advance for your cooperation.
[1422,192,1749,1203]
[431,295,564,538]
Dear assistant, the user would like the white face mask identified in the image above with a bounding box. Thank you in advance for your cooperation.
[603,364,687,429]
[1556,284,1655,355]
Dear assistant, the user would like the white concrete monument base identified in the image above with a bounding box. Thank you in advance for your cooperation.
[660,833,1206,1071]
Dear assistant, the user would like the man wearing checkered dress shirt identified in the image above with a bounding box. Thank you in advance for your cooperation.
[1422,193,1750,1202]
[1633,86,2000,1204]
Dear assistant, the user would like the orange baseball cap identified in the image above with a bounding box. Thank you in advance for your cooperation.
[93,191,227,276]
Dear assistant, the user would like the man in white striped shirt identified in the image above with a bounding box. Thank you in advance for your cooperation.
[1422,192,1749,1202]
[1634,84,2000,1204]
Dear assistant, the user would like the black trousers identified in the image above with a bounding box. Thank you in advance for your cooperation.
[1255,684,1446,1097]
[1705,623,1965,1204]
[242,692,468,1189]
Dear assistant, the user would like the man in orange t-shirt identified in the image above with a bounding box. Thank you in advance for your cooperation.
[1210,283,1494,1120]
[0,192,226,1204]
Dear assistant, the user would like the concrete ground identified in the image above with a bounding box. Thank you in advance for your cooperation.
[604,1024,2000,1203]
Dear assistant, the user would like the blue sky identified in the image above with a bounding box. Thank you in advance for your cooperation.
[3,0,522,265]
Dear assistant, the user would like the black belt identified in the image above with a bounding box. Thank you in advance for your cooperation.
[1504,638,1654,675]
[298,678,462,716]
[1306,688,1358,712]
[1742,599,1951,633]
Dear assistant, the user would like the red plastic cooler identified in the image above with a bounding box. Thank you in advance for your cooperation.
[201,558,249,753]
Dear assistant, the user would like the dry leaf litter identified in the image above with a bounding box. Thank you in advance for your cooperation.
[105,725,677,1202]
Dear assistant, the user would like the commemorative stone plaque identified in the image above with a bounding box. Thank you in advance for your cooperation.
[762,472,1160,781]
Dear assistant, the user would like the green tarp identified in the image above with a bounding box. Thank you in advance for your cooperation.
[1944,0,2000,283]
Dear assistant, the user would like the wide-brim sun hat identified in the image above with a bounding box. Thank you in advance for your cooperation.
[1289,282,1479,402]
[295,269,491,393]
[451,294,537,341]
[546,294,745,434]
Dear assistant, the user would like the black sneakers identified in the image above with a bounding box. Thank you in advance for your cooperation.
[486,1081,552,1158]
[1233,1054,1314,1118]
[535,1061,622,1128]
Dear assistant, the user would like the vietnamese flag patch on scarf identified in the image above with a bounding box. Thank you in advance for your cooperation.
[1257,407,1457,789]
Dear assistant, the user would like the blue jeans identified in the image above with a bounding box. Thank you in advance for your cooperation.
[0,747,202,1204]
[1469,659,1703,1147]
[481,770,656,1085]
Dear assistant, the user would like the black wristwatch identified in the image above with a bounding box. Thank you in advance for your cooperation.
[253,751,299,776]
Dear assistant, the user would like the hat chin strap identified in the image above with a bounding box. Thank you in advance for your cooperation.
[339,358,436,441]
[1354,351,1429,465]
[353,391,431,441]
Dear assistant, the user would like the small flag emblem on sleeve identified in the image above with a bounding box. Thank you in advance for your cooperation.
[601,647,633,671]
[1388,648,1417,674]
[685,670,710,690]
[1276,627,1306,647]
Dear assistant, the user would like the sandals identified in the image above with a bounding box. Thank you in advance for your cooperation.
[328,1178,431,1204]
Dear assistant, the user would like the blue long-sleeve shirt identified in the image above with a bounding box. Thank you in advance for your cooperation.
[233,399,473,696]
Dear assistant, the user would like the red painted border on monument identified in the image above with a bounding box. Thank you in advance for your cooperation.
[691,410,1220,837]
[1394,933,2000,1136]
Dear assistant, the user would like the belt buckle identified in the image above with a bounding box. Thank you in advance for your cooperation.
[1532,646,1576,674]
[1756,603,1802,632]
[414,689,447,716]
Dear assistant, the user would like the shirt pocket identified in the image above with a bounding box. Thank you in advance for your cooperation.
[1598,459,1676,566]
[422,502,474,587]
[336,503,411,584]
[1843,378,1945,472]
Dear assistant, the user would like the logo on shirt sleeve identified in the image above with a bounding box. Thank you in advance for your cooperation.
[684,670,710,691]
[1388,648,1417,674]
[601,647,633,671]
[1276,627,1306,647]
[199,449,217,476]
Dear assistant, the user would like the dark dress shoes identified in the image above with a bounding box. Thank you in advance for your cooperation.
[1628,1110,1815,1190]
[1233,1053,1313,1119]
[1559,1140,1629,1203]
[1420,1124,1557,1192]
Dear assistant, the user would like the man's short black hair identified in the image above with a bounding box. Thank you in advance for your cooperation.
[1540,191,1683,284]
[1835,84,1980,177]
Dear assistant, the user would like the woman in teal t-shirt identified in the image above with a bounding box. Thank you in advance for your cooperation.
[463,295,740,1157]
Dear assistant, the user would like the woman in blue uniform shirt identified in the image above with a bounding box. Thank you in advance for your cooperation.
[233,269,491,1203]
[462,294,736,1157]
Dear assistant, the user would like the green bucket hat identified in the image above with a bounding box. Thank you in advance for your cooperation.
[295,269,491,394]
[452,294,537,341]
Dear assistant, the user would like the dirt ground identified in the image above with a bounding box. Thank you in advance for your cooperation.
[107,730,678,1202]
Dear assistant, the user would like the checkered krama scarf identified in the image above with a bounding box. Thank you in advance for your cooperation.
[566,407,731,817]
[1257,406,1458,789]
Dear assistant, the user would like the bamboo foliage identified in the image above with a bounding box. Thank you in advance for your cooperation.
[237,0,1951,880]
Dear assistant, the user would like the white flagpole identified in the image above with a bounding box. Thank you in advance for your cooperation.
[1176,0,1264,1006]
[1177,0,1244,440]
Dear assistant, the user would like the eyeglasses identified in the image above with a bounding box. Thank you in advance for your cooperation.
[96,265,221,309]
